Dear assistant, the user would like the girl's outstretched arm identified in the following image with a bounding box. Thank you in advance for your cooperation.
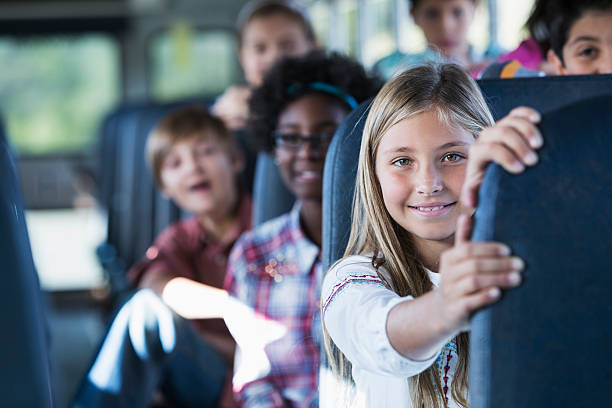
[461,106,542,209]
[386,215,523,361]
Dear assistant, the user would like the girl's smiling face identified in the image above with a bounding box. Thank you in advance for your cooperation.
[375,110,474,245]
[274,93,349,202]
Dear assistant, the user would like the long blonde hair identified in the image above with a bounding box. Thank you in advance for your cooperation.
[322,64,494,408]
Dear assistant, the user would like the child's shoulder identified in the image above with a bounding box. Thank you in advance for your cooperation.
[322,255,393,313]
[230,212,294,263]
[324,255,390,291]
[154,217,202,248]
[238,212,293,244]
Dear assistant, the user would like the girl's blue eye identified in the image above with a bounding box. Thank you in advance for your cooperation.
[442,153,464,163]
[392,158,413,167]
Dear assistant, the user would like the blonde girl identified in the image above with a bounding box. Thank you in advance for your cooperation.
[321,63,543,408]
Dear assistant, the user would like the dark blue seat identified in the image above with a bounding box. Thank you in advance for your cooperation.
[0,114,6,144]
[252,152,294,225]
[0,138,53,407]
[470,94,612,407]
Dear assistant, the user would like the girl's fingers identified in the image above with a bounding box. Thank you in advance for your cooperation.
[445,242,511,262]
[460,287,502,315]
[507,106,541,124]
[454,214,473,246]
[484,118,542,161]
[454,264,523,295]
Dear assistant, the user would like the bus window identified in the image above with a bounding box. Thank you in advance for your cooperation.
[309,1,332,49]
[0,34,119,292]
[0,35,119,154]
[321,0,360,58]
[362,0,396,68]
[150,25,238,101]
[496,0,535,50]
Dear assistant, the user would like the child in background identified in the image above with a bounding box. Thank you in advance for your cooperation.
[224,51,380,407]
[322,64,543,407]
[373,0,486,79]
[483,0,612,77]
[546,0,612,75]
[75,106,249,408]
[211,0,316,131]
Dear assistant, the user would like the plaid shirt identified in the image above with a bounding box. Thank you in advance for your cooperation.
[224,204,322,408]
[128,195,252,339]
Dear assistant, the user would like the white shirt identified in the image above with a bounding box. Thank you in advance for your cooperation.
[321,255,461,408]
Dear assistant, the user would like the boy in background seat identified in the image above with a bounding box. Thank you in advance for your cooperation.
[75,106,250,408]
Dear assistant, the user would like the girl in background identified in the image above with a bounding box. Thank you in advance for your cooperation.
[373,0,486,79]
[212,0,316,130]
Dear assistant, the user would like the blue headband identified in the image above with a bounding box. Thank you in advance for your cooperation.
[287,82,359,110]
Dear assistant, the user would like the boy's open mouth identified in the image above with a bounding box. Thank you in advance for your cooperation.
[190,181,211,192]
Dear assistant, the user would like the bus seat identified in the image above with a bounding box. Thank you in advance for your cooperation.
[0,114,6,144]
[470,94,612,407]
[252,152,294,225]
[478,74,612,120]
[321,100,371,272]
[0,138,53,407]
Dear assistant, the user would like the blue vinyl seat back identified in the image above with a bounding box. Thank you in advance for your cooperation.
[479,74,612,118]
[0,139,53,407]
[470,94,612,407]
[321,101,371,271]
[322,74,612,274]
[97,104,178,291]
[0,114,6,144]
[252,152,294,225]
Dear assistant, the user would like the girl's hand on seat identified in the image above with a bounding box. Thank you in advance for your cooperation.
[461,107,542,209]
[436,215,523,333]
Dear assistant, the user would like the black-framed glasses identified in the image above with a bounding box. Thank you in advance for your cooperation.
[273,132,335,151]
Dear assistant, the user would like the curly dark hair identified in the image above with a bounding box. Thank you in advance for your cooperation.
[248,51,382,152]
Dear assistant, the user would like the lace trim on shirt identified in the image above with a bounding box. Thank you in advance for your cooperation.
[322,274,386,314]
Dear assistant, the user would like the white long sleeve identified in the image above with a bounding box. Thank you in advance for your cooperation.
[322,255,458,408]
[322,255,439,377]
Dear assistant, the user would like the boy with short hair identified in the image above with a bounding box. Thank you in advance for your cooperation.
[482,0,612,77]
[546,0,612,75]
[76,105,250,408]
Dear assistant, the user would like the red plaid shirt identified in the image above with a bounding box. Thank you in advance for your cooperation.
[129,195,252,339]
[224,204,322,408]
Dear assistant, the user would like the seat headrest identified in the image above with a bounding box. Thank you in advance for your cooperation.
[252,152,294,226]
[321,99,371,271]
